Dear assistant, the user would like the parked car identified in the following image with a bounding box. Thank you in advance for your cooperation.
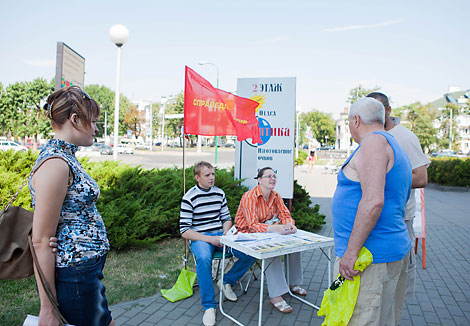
[320,145,335,151]
[92,143,113,155]
[117,143,135,154]
[0,141,27,152]
[25,142,35,149]
[431,149,455,157]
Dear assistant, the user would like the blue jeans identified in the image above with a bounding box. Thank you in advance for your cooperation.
[55,254,112,326]
[191,231,256,310]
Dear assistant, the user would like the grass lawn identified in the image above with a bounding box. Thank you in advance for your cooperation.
[0,237,192,326]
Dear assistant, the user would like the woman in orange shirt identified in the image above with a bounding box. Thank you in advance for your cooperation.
[235,167,306,314]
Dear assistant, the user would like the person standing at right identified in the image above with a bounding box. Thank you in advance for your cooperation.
[367,92,430,298]
[332,97,412,326]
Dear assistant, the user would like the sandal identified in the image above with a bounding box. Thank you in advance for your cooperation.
[271,300,293,314]
[290,286,307,296]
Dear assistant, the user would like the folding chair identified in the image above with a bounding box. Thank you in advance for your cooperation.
[185,240,241,287]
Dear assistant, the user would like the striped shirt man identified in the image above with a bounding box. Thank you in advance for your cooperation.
[179,184,231,234]
[235,185,295,233]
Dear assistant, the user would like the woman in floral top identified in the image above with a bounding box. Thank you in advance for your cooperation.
[29,86,113,326]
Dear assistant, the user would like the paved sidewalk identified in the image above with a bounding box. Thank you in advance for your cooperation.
[110,166,470,325]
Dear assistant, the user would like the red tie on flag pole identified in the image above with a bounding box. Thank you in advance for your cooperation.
[183,66,261,144]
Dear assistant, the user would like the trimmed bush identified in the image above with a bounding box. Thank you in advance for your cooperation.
[291,180,326,230]
[1,151,326,250]
[427,157,470,187]
[295,150,308,166]
[0,150,38,209]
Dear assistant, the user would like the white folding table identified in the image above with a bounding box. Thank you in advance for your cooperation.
[219,230,334,326]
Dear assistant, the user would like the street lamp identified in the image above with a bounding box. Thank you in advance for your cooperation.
[160,96,169,151]
[198,61,220,163]
[109,24,129,160]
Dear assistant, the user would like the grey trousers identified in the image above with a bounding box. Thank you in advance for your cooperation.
[264,252,303,298]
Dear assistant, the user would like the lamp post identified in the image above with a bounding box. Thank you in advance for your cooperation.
[109,24,129,160]
[199,61,219,163]
[160,96,168,151]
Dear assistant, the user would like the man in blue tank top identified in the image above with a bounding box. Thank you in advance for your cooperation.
[331,97,412,326]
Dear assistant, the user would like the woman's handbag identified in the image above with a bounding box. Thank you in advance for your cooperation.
[0,172,69,325]
[0,175,34,279]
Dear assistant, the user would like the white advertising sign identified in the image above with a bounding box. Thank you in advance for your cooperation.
[235,77,296,199]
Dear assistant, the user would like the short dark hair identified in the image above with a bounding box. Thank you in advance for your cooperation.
[194,161,213,176]
[256,167,274,179]
[366,92,390,108]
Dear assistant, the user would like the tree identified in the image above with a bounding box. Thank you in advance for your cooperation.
[300,110,336,145]
[393,102,439,153]
[123,104,145,136]
[84,84,132,137]
[437,103,460,151]
[348,85,381,104]
[0,78,53,142]
[165,92,184,144]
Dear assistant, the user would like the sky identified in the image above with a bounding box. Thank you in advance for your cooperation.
[1,0,469,119]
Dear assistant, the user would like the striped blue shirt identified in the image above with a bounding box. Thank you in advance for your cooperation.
[179,185,231,234]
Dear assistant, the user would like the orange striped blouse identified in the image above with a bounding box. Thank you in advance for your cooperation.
[235,185,295,233]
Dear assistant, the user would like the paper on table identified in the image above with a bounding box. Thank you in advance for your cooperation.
[224,232,273,242]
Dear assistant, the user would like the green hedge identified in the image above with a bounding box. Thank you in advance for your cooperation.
[428,157,470,187]
[1,151,325,250]
[295,150,308,165]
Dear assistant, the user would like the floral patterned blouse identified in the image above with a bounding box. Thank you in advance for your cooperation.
[29,139,110,268]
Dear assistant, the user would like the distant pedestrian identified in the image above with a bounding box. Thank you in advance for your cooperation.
[367,92,430,299]
[332,97,412,325]
[307,149,316,172]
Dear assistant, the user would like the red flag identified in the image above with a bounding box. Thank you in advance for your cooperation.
[183,66,261,144]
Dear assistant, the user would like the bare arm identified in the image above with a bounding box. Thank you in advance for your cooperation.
[222,220,232,235]
[31,159,69,326]
[339,135,391,280]
[181,229,222,247]
[411,165,428,189]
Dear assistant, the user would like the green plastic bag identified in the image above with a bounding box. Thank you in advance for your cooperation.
[161,268,197,302]
[317,247,373,325]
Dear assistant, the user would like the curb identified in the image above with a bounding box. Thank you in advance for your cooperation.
[427,183,470,192]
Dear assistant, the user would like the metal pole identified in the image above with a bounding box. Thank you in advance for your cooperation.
[215,68,219,165]
[183,130,187,269]
[113,46,122,160]
[295,111,299,158]
[161,101,165,152]
[449,107,453,150]
[104,111,107,143]
[149,103,153,150]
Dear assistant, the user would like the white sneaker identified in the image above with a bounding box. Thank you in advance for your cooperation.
[217,279,238,302]
[203,308,216,326]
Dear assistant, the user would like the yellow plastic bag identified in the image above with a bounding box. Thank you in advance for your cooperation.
[161,268,197,302]
[317,247,373,325]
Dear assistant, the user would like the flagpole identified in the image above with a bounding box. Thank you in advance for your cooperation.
[215,72,219,165]
[183,131,187,269]
[198,61,219,165]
